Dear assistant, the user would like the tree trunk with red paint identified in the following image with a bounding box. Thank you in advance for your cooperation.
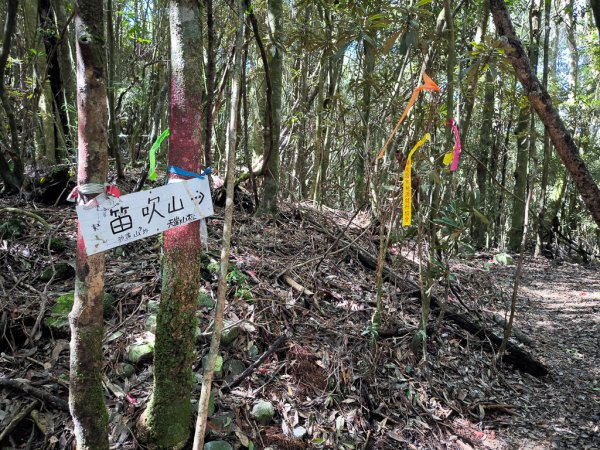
[69,0,109,449]
[138,0,203,447]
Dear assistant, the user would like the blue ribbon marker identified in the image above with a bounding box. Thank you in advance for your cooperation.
[167,166,212,180]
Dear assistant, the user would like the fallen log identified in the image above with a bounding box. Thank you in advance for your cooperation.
[302,210,548,378]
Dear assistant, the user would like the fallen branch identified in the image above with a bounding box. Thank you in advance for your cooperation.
[302,209,548,377]
[440,306,547,377]
[489,313,534,347]
[0,400,39,442]
[0,377,69,411]
[0,207,50,228]
[221,335,287,393]
[281,274,314,296]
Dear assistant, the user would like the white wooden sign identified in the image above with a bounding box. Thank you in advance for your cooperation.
[76,178,214,255]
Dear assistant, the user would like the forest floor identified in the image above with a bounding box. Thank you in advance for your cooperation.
[0,186,599,449]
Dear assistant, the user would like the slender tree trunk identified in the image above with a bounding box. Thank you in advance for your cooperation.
[0,0,23,192]
[134,77,169,191]
[192,1,243,447]
[432,0,455,218]
[356,33,375,207]
[54,0,76,145]
[37,0,59,163]
[536,0,553,256]
[203,0,214,168]
[257,0,283,215]
[508,0,540,252]
[69,1,110,448]
[508,99,529,251]
[564,0,578,117]
[292,47,309,198]
[490,0,600,228]
[138,0,203,447]
[460,0,489,143]
[106,0,124,178]
[473,72,494,248]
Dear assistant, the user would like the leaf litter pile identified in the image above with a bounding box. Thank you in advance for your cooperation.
[0,193,598,449]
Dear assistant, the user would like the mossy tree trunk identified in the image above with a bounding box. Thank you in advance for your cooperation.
[257,0,283,215]
[138,0,203,448]
[0,0,24,193]
[473,72,494,249]
[27,0,57,164]
[508,0,541,251]
[68,0,110,448]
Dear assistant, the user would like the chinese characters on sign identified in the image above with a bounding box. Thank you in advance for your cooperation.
[76,178,214,255]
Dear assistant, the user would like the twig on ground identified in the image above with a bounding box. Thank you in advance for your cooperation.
[0,208,50,229]
[0,377,69,411]
[281,274,314,296]
[0,400,39,442]
[221,335,288,393]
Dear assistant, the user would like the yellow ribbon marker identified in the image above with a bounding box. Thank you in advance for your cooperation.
[377,73,440,161]
[403,133,431,226]
[443,147,454,165]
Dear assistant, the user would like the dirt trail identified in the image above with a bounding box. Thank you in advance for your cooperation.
[493,258,600,449]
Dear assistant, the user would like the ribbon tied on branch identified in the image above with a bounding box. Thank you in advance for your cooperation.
[376,73,440,161]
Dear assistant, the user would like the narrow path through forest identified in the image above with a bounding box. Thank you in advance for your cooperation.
[477,258,599,449]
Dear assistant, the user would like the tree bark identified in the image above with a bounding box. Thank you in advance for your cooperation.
[536,0,552,256]
[203,0,214,168]
[106,0,124,178]
[54,0,76,145]
[69,1,110,449]
[591,0,600,41]
[0,0,23,193]
[138,0,203,447]
[355,32,374,208]
[257,0,283,215]
[490,0,600,228]
[473,72,494,248]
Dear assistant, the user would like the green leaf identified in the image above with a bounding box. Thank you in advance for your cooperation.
[415,0,433,7]
[435,217,459,229]
[493,252,513,265]
[473,209,490,225]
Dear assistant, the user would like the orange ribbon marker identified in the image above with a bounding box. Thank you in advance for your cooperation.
[377,73,440,161]
[403,133,431,226]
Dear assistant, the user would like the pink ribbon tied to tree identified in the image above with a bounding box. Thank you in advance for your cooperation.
[446,117,462,172]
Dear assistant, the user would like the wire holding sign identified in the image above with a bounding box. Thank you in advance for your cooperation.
[76,177,214,255]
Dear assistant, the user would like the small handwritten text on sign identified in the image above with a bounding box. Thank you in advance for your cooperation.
[77,178,214,255]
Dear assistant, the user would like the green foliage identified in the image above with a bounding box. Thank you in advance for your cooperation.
[0,218,25,239]
[226,267,253,300]
[207,261,254,301]
[45,292,115,332]
[433,201,473,256]
[493,252,513,265]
